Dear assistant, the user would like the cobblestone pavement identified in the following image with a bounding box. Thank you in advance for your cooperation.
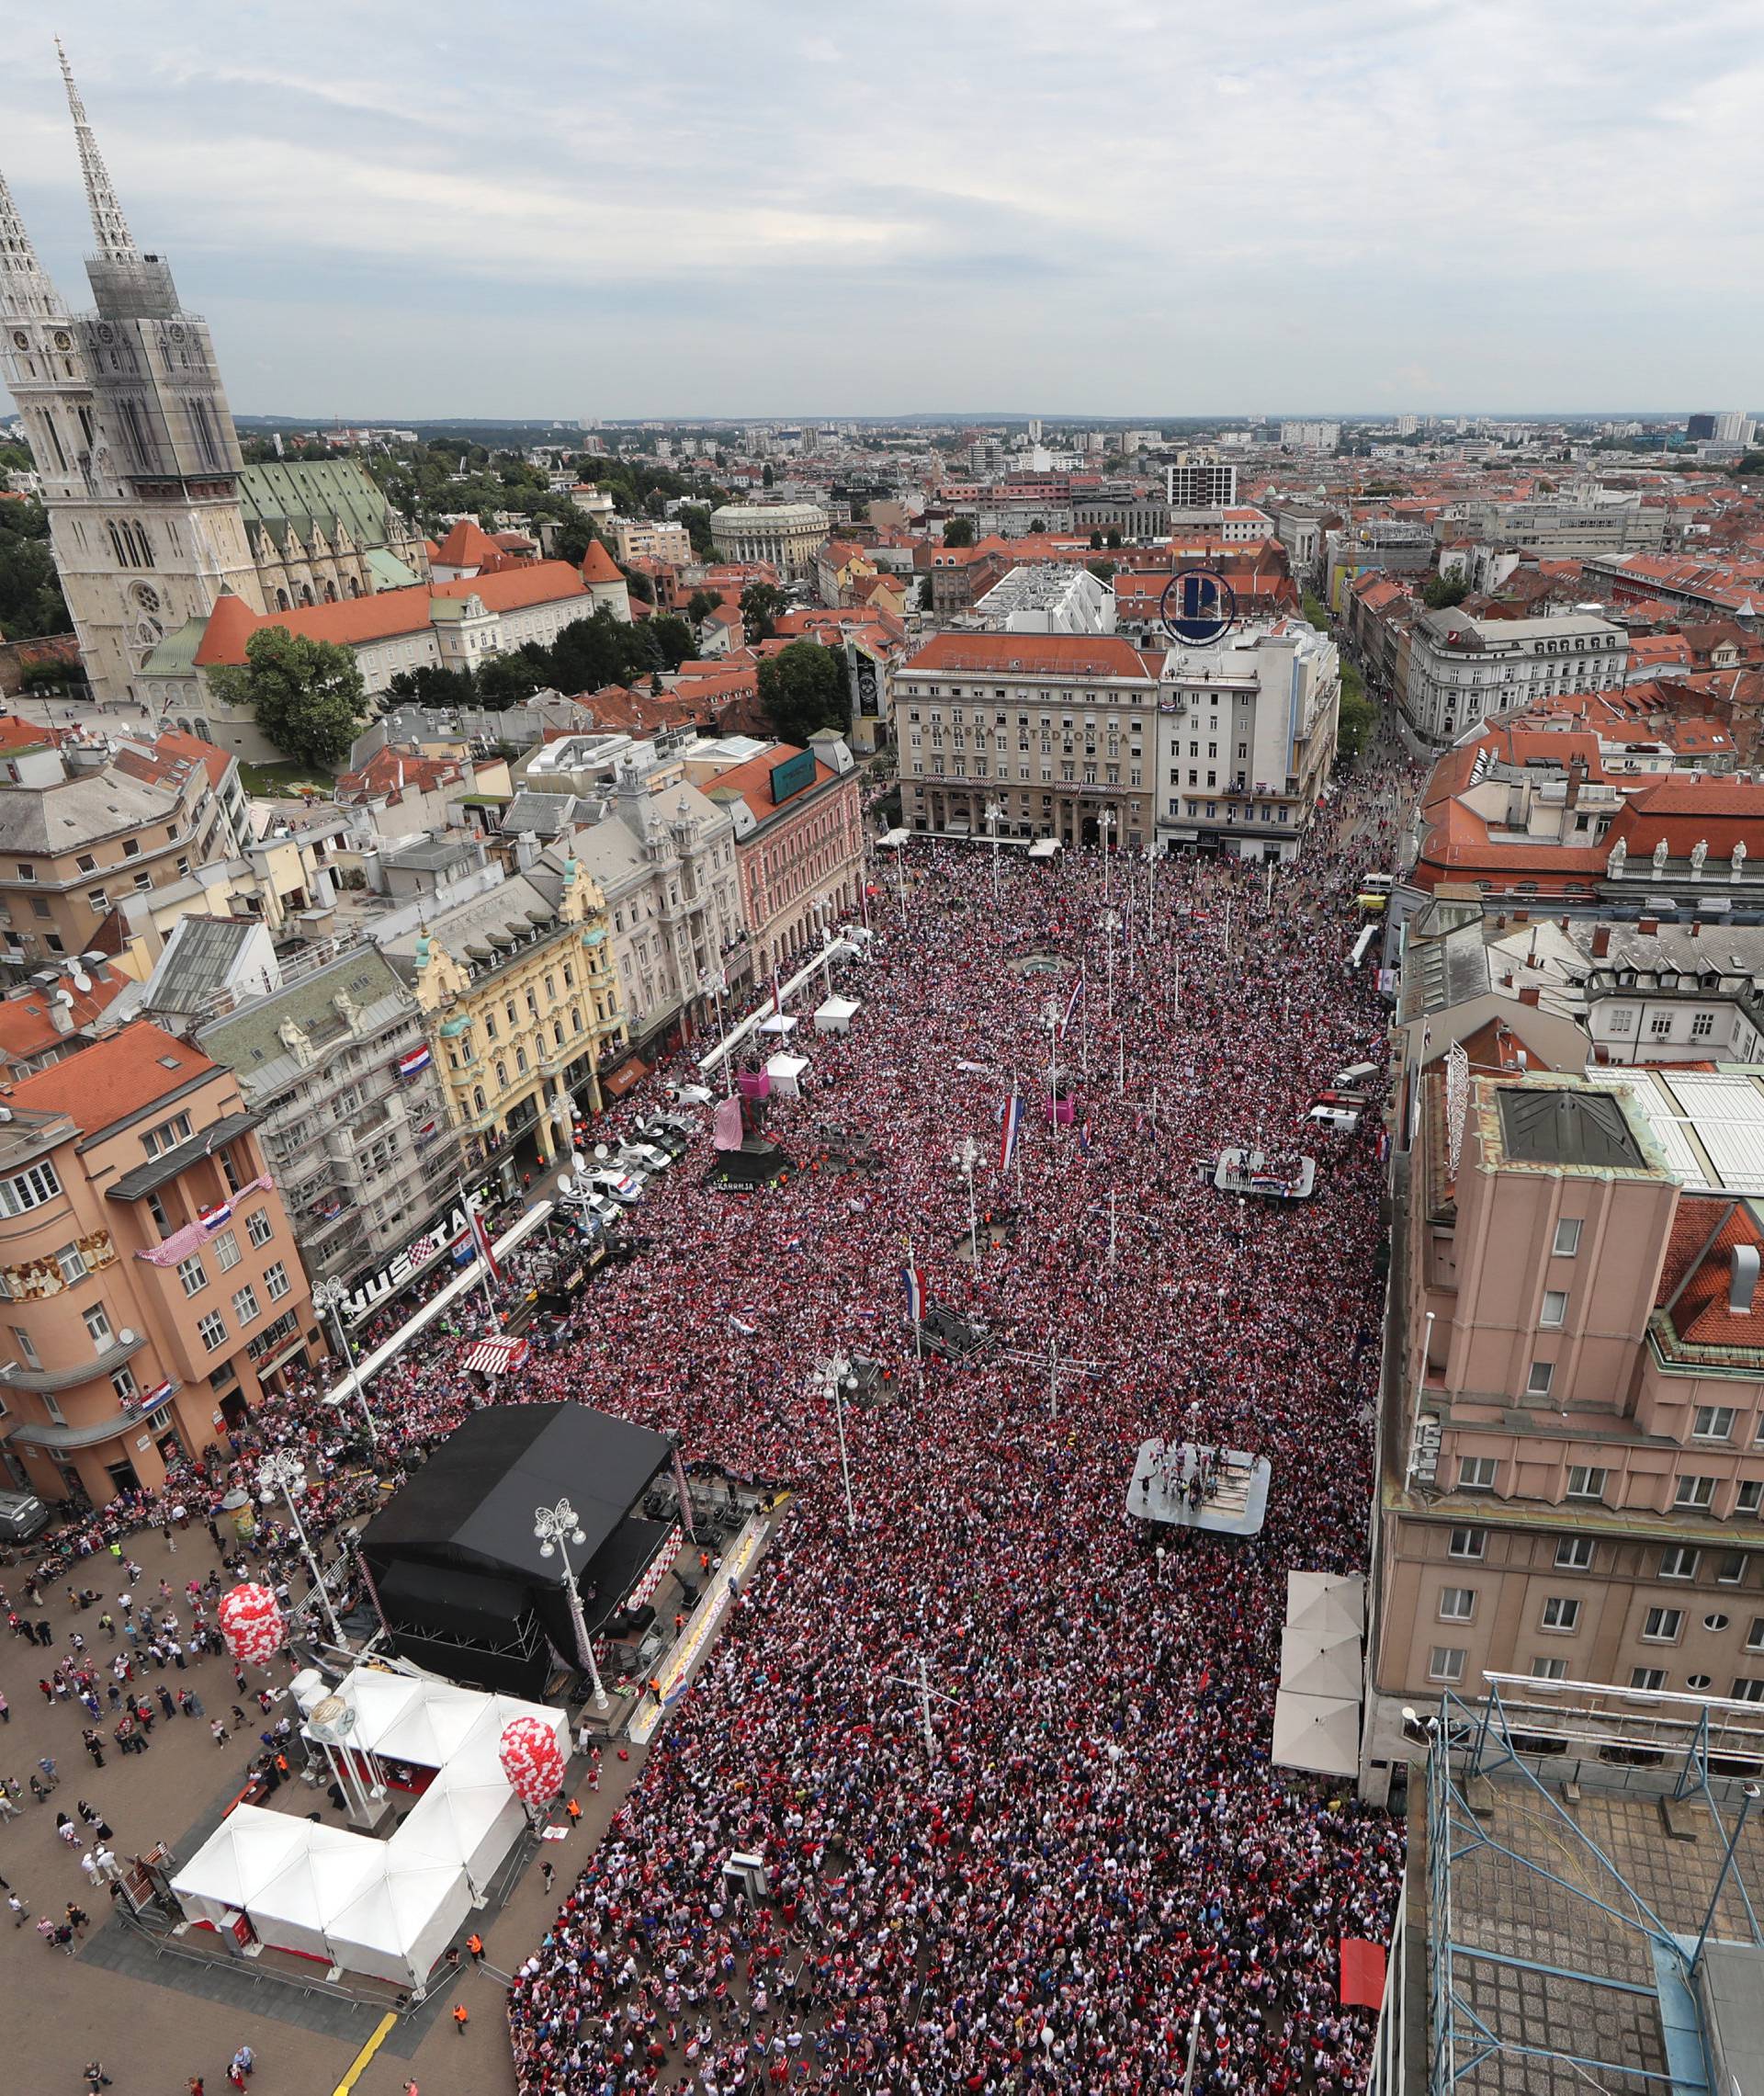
[0,1519,643,2095]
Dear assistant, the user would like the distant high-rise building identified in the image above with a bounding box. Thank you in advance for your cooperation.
[1713,410,1756,446]
[1686,413,1717,441]
[1027,418,1044,444]
[1280,421,1341,455]
[1166,458,1238,508]
[1396,414,1419,436]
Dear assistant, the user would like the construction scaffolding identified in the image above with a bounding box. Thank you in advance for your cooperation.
[1416,1674,1764,2096]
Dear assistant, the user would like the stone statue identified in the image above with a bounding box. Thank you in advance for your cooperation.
[1652,836,1670,875]
[1607,836,1627,878]
[1734,840,1748,879]
[1690,838,1708,877]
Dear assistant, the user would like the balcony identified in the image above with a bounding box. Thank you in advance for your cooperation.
[0,1331,148,1394]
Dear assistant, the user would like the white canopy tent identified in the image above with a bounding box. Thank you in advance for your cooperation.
[1279,1625,1363,1701]
[756,1013,798,1038]
[1286,1570,1365,1639]
[764,1053,812,1098]
[402,1775,526,1900]
[1271,1692,1361,1778]
[245,1824,381,1962]
[1028,837,1063,858]
[813,995,861,1035]
[170,1806,310,1932]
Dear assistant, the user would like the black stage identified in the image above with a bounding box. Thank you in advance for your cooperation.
[358,1402,676,1696]
[704,1142,796,1190]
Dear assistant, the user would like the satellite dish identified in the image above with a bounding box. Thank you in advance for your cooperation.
[557,1171,573,1194]
[52,989,73,1006]
[594,1144,609,1161]
[72,971,92,993]
[118,1328,138,1346]
[571,1150,586,1173]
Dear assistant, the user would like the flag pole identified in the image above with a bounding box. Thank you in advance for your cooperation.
[459,1179,498,1322]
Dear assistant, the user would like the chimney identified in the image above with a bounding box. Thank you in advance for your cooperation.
[1639,916,1658,936]
[1690,920,1702,939]
[1730,1242,1760,1317]
[1496,914,1507,932]
[1591,924,1611,957]
[1514,909,1530,924]
[1518,986,1541,1007]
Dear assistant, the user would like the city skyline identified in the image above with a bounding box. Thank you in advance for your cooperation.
[3,0,1760,420]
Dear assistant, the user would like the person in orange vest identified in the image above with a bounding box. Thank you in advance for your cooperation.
[452,2002,469,2035]
[465,1931,484,1964]
[565,1796,583,1827]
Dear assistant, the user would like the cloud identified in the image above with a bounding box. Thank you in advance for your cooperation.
[2,0,1760,415]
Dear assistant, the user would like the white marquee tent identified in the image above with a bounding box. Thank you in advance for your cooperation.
[1270,1692,1362,1779]
[172,1807,310,1932]
[1278,1624,1363,1702]
[813,995,860,1035]
[764,1053,812,1098]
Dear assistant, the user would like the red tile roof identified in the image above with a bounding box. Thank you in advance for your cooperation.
[905,631,1156,679]
[192,564,589,665]
[0,1019,220,1133]
[435,518,502,570]
[581,540,623,587]
[704,744,842,820]
[0,967,127,1066]
[1657,1195,1764,1347]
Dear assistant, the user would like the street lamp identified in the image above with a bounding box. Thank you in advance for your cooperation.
[311,1278,379,1449]
[556,1163,602,1241]
[257,1451,346,1648]
[1102,906,1120,1019]
[1097,808,1116,899]
[534,1495,609,1713]
[983,799,1006,901]
[816,1355,858,1532]
[1041,994,1062,1129]
[700,970,733,1098]
[952,1135,981,1275]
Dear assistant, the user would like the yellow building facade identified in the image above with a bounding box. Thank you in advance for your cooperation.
[397,855,624,1182]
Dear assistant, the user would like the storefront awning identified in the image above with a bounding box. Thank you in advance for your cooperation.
[599,1058,649,1100]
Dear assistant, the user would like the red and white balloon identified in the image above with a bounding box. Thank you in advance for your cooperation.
[218,1582,284,1667]
[498,1716,565,1808]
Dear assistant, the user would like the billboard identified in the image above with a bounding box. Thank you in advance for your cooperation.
[769,749,818,804]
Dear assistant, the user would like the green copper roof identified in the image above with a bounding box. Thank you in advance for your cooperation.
[238,459,402,556]
[140,613,208,678]
[367,546,422,588]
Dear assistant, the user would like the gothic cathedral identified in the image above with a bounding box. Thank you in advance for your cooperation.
[0,45,427,708]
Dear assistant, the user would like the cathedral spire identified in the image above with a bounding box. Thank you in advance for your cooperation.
[56,39,139,264]
[0,164,66,320]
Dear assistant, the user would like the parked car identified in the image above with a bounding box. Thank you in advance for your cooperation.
[0,1489,49,1543]
[632,1117,689,1159]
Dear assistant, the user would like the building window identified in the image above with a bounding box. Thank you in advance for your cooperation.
[1703,1613,1730,1633]
[54,1243,87,1286]
[1675,1476,1717,1510]
[176,1254,208,1297]
[197,1309,226,1353]
[141,1112,192,1157]
[1448,1528,1486,1560]
[1642,1607,1683,1642]
[1541,1596,1581,1632]
[1526,1361,1555,1398]
[1532,1657,1568,1682]
[82,1303,111,1350]
[148,1193,172,1240]
[1553,1218,1582,1256]
[1659,1547,1701,1580]
[212,1229,242,1273]
[1566,1467,1609,1501]
[1747,1618,1764,1652]
[1731,1678,1764,1704]
[1692,1011,1716,1040]
[245,1208,273,1249]
[1428,1647,1466,1684]
[0,1161,61,1216]
[1541,1290,1568,1329]
[1459,1456,1498,1491]
[1630,1667,1666,1694]
[1439,1588,1476,1622]
[10,1325,39,1368]
[1692,1406,1736,1442]
[1555,1537,1595,1570]
[263,1261,290,1302]
[231,1284,260,1326]
[109,1365,137,1404]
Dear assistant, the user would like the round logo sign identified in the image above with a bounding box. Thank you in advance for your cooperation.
[1159,567,1238,645]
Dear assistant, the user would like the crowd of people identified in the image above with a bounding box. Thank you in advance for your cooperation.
[3,738,1421,2095]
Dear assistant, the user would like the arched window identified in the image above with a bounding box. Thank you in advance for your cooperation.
[299,584,313,607]
[472,1086,486,1115]
[514,1047,528,1075]
[346,576,361,598]
[323,581,337,602]
[494,1059,507,1089]
[276,589,289,612]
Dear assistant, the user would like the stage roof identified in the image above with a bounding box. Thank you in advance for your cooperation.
[360,1402,674,1585]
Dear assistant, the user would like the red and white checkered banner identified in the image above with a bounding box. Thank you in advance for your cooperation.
[626,1524,683,1612]
[459,1336,530,1376]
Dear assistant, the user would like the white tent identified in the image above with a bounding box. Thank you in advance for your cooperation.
[371,1682,494,1771]
[1272,1691,1362,1778]
[764,1053,812,1098]
[402,1775,526,1899]
[1279,1625,1363,1701]
[1028,837,1062,858]
[813,995,861,1035]
[1286,1570,1365,1639]
[340,1669,425,1746]
[246,1824,381,1962]
[171,1806,311,1932]
[324,1844,473,1992]
[756,1014,798,1038]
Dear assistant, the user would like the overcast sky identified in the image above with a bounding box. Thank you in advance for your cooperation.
[4,0,1760,422]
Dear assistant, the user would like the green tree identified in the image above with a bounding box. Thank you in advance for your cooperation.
[386,663,478,708]
[650,615,697,671]
[1336,665,1375,764]
[210,628,367,772]
[1088,531,1103,550]
[740,582,786,641]
[1086,559,1116,583]
[1421,571,1469,610]
[941,517,976,549]
[686,589,719,626]
[1029,516,1046,534]
[0,500,71,640]
[676,503,715,558]
[762,463,775,488]
[623,566,655,606]
[757,640,849,744]
[548,511,597,566]
[476,651,548,708]
[552,607,636,693]
[1105,529,1122,549]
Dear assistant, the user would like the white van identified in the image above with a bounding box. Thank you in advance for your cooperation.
[1306,1105,1361,1134]
[586,1169,645,1206]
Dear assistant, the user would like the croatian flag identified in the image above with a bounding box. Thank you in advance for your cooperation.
[144,1378,175,1408]
[398,1044,433,1078]
[470,1206,503,1282]
[999,1093,1023,1175]
[901,1266,924,1323]
[198,1200,232,1232]
[1078,1118,1091,1156]
[1062,970,1085,1034]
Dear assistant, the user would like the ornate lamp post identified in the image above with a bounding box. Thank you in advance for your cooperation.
[534,1496,609,1713]
[257,1451,345,1647]
[310,1278,379,1448]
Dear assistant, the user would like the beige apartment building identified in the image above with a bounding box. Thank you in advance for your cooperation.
[1364,1066,1764,1800]
[897,631,1159,853]
[0,1020,317,1506]
[0,732,242,980]
[609,516,692,566]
